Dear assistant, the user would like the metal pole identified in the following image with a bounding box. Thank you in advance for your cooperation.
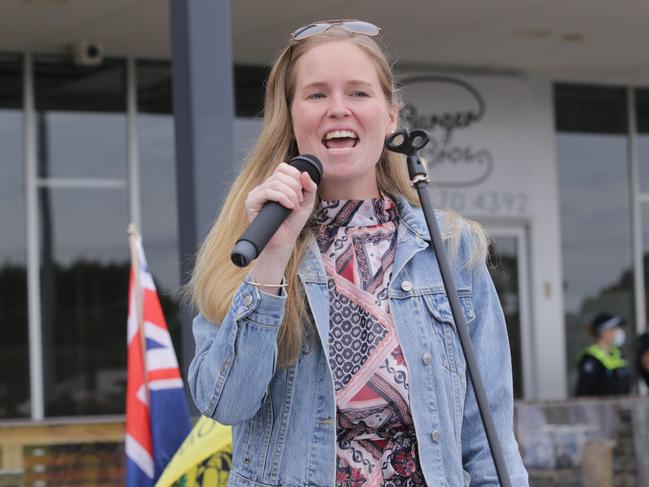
[24,52,45,420]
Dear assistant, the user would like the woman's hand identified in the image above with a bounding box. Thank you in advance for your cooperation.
[245,162,318,285]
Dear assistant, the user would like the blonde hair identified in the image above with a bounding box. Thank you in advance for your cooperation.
[188,26,487,367]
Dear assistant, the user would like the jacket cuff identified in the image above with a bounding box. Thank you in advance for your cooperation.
[231,274,287,327]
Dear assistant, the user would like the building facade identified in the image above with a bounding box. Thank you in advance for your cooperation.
[1,0,649,422]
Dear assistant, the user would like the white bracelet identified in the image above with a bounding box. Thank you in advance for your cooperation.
[244,274,288,289]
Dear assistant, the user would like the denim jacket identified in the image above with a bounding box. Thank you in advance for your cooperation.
[188,196,528,486]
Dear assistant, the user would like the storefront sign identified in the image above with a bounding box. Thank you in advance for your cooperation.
[400,74,547,218]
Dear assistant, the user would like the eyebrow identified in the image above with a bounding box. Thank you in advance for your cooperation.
[298,80,375,92]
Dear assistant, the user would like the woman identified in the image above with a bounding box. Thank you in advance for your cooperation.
[188,20,528,486]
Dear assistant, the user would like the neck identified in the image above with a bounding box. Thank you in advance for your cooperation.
[596,338,612,352]
[319,180,380,201]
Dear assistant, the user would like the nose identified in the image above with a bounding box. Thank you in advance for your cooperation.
[326,94,351,118]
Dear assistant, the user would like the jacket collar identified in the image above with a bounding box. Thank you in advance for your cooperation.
[393,194,432,243]
[298,232,328,283]
[391,195,432,284]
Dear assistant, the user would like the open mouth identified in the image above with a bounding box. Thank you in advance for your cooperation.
[322,129,359,150]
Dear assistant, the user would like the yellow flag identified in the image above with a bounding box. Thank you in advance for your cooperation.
[155,416,232,487]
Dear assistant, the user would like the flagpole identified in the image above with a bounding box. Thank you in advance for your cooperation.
[128,223,150,406]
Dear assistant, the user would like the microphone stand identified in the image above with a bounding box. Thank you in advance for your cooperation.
[386,129,513,487]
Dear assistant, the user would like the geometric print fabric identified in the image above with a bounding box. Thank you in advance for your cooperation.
[314,198,425,487]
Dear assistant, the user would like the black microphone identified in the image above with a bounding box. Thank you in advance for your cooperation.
[231,154,323,267]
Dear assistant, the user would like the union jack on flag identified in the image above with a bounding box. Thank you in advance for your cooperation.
[126,230,191,486]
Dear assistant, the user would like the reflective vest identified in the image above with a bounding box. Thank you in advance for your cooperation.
[581,344,627,370]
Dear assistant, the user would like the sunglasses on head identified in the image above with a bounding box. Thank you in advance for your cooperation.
[290,19,380,41]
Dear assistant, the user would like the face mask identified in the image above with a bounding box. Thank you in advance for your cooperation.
[613,329,626,347]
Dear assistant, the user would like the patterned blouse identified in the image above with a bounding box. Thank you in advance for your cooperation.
[313,197,426,487]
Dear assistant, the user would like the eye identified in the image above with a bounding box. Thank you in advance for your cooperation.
[351,90,369,97]
[307,92,326,100]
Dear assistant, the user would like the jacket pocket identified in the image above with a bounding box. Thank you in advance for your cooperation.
[422,290,474,446]
[422,289,474,376]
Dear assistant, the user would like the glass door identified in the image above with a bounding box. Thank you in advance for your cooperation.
[487,226,533,399]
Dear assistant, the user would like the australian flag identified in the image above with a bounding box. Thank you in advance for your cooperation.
[126,230,191,486]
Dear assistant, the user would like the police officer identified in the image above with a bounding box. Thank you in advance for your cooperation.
[576,312,631,396]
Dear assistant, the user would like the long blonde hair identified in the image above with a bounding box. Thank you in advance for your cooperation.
[188,26,487,367]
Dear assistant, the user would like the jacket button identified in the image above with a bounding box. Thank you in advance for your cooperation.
[432,429,441,443]
[243,294,253,306]
[401,280,413,292]
[422,353,432,365]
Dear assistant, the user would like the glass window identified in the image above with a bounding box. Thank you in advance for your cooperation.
[234,65,269,117]
[636,90,649,327]
[0,54,29,419]
[34,56,127,180]
[555,83,634,395]
[34,55,130,416]
[136,60,182,360]
[39,188,129,416]
[635,89,649,194]
[642,203,649,325]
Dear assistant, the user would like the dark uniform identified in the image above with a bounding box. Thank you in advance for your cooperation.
[637,332,649,388]
[576,344,631,396]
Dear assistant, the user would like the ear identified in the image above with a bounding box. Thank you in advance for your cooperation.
[386,101,398,134]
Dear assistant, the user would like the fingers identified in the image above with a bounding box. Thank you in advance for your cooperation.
[272,172,304,204]
[245,163,314,217]
[300,171,318,194]
[247,183,298,212]
[275,162,319,196]
[264,162,316,205]
[260,176,302,207]
[274,162,303,180]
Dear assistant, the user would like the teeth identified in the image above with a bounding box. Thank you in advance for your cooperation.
[324,130,358,140]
